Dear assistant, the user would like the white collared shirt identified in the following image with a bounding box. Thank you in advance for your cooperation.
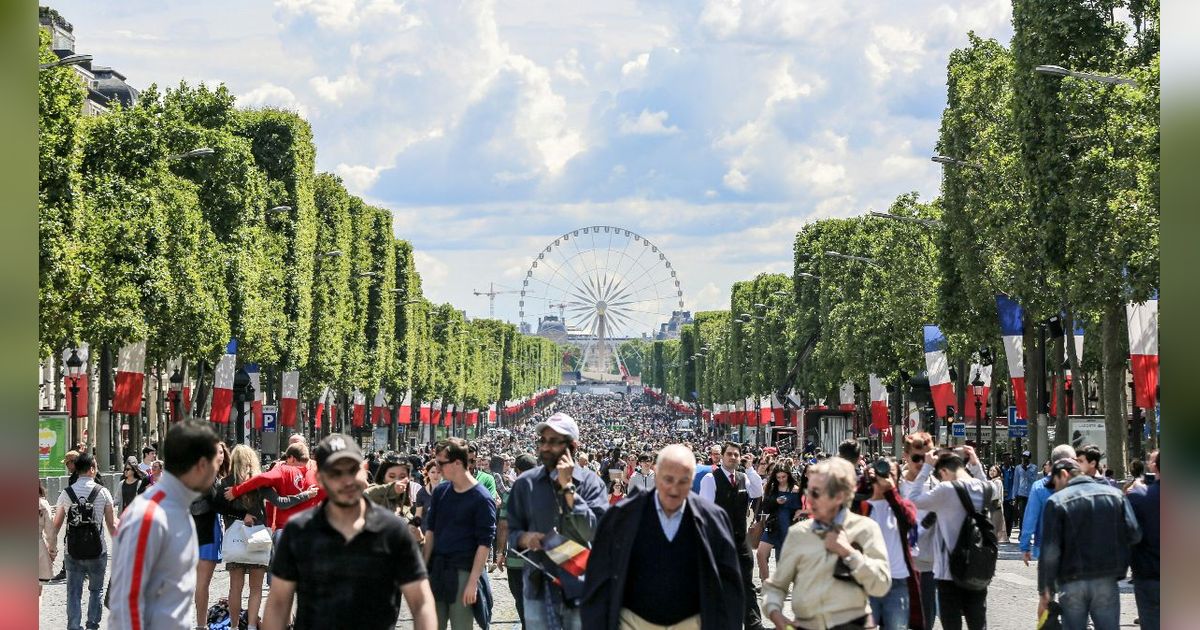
[654,492,687,541]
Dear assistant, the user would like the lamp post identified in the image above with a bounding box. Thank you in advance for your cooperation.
[40,53,93,70]
[233,367,252,445]
[1034,64,1136,86]
[167,147,215,160]
[169,368,183,423]
[972,374,985,456]
[66,349,84,447]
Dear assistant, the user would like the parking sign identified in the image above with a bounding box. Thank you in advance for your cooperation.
[262,405,277,432]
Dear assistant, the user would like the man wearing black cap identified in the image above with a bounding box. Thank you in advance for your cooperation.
[1037,457,1141,630]
[263,434,437,630]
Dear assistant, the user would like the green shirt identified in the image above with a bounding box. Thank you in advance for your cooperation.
[475,470,499,500]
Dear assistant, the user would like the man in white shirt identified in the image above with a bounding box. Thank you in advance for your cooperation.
[699,442,766,630]
[138,445,156,475]
[627,453,656,497]
[50,452,117,630]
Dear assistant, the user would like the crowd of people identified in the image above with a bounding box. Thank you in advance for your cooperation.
[39,391,1160,630]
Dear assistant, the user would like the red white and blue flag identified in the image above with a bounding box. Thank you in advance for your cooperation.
[210,340,237,424]
[352,390,366,428]
[245,364,264,429]
[868,374,889,430]
[923,325,956,419]
[280,371,300,428]
[996,295,1028,420]
[314,386,330,429]
[113,340,147,416]
[1127,294,1159,409]
[839,381,856,412]
[372,388,389,426]
[542,529,590,578]
[399,391,413,424]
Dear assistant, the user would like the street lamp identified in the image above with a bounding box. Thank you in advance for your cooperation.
[972,374,985,456]
[233,366,252,445]
[267,205,292,214]
[823,250,878,265]
[867,210,943,228]
[40,53,92,70]
[167,147,216,160]
[355,271,378,278]
[65,350,83,443]
[169,368,183,423]
[797,272,821,280]
[931,155,983,169]
[1034,64,1136,86]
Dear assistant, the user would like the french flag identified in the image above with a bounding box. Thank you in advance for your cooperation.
[399,391,413,424]
[839,381,856,412]
[372,388,389,426]
[112,340,147,415]
[923,325,956,419]
[420,401,432,425]
[209,340,237,424]
[744,397,756,426]
[246,364,264,429]
[869,374,889,430]
[1126,294,1159,408]
[996,295,1028,420]
[467,409,479,426]
[280,371,299,428]
[487,402,496,424]
[314,386,330,429]
[772,393,786,426]
[966,363,992,422]
[443,402,455,427]
[352,390,366,428]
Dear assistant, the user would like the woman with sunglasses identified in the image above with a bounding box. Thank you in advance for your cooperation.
[119,459,149,514]
[762,457,892,630]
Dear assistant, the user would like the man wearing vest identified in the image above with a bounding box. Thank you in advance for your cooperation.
[584,444,744,630]
[699,441,765,630]
[50,452,118,630]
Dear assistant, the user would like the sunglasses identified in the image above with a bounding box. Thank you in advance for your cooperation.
[805,488,825,499]
[537,437,567,447]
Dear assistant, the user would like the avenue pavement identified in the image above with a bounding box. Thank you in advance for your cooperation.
[40,527,1139,630]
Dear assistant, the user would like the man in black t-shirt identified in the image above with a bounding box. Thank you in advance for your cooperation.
[263,434,437,630]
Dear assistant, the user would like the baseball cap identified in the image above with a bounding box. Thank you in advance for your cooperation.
[313,433,364,471]
[535,412,579,442]
[1022,450,1031,456]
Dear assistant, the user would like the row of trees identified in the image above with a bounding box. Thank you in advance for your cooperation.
[38,27,560,452]
[645,0,1158,474]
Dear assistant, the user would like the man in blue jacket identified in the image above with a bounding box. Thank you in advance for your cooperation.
[584,444,744,630]
[1127,449,1159,630]
[1021,444,1076,564]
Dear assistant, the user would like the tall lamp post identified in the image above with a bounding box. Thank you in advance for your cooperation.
[233,367,252,445]
[972,374,985,457]
[66,349,84,447]
[169,368,183,423]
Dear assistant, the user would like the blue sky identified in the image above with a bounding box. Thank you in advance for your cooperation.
[52,0,1015,331]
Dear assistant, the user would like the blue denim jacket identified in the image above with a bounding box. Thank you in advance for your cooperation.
[1037,476,1142,595]
[1001,466,1015,499]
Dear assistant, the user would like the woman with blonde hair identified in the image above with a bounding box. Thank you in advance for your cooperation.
[214,444,316,630]
[762,457,893,630]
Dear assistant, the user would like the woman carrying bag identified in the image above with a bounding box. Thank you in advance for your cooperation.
[213,444,317,630]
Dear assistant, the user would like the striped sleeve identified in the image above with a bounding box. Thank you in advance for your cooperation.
[107,491,167,630]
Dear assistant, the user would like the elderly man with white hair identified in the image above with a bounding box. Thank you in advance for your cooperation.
[583,444,745,630]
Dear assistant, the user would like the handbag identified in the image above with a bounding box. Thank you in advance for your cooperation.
[221,521,272,565]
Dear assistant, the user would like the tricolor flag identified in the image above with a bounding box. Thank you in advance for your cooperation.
[314,387,331,430]
[923,325,956,419]
[542,529,590,578]
[209,340,237,424]
[771,393,786,426]
[443,402,455,427]
[966,363,992,422]
[372,387,389,426]
[996,295,1028,420]
[280,371,300,428]
[420,400,432,425]
[62,345,90,418]
[487,402,496,424]
[759,397,773,426]
[839,381,856,412]
[246,364,264,429]
[744,397,756,426]
[399,391,413,424]
[868,374,889,430]
[113,340,147,415]
[467,409,479,426]
[1127,294,1159,408]
[352,390,366,427]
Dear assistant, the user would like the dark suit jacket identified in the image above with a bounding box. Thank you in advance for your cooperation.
[582,490,744,630]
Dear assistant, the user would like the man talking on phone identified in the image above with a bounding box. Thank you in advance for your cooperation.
[507,412,608,630]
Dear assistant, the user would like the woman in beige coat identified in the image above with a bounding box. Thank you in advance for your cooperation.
[762,457,893,630]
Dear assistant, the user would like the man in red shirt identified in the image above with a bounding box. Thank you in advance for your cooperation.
[225,443,323,529]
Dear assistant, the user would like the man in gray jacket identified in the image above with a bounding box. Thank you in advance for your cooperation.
[107,421,222,630]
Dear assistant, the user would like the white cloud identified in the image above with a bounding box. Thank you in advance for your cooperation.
[621,52,650,78]
[863,25,927,83]
[334,163,386,194]
[413,250,450,294]
[274,0,420,32]
[618,109,680,136]
[692,282,724,311]
[723,168,749,192]
[309,73,364,103]
[554,48,587,84]
[238,83,311,118]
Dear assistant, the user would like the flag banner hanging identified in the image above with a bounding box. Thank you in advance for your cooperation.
[246,364,264,429]
[923,325,956,419]
[420,401,432,425]
[443,403,455,427]
[113,340,147,415]
[996,295,1028,420]
[759,397,773,426]
[314,387,329,430]
[868,374,889,430]
[352,390,366,428]
[1127,294,1159,408]
[771,393,786,426]
[839,381,856,412]
[327,392,338,430]
[400,391,413,424]
[467,410,479,426]
[280,371,300,428]
[487,402,496,424]
[210,340,237,424]
[372,388,389,426]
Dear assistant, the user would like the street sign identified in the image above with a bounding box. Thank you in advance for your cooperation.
[1007,406,1027,438]
[1008,405,1018,425]
[262,405,277,433]
[952,423,966,438]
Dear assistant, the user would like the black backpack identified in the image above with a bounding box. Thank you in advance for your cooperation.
[64,485,103,560]
[948,480,997,591]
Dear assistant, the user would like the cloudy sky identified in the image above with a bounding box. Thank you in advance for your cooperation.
[52,0,1014,332]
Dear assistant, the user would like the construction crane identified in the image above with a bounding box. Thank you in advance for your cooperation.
[548,302,570,320]
[473,282,527,319]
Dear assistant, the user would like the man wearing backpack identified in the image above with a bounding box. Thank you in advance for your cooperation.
[1037,457,1141,630]
[908,448,996,630]
[49,452,117,630]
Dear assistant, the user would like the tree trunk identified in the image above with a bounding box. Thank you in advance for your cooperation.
[98,345,114,471]
[1101,301,1128,477]
[1022,314,1044,462]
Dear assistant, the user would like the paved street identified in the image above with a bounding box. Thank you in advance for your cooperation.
[40,527,1139,629]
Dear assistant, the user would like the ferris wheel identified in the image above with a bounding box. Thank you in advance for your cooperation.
[519,226,685,378]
